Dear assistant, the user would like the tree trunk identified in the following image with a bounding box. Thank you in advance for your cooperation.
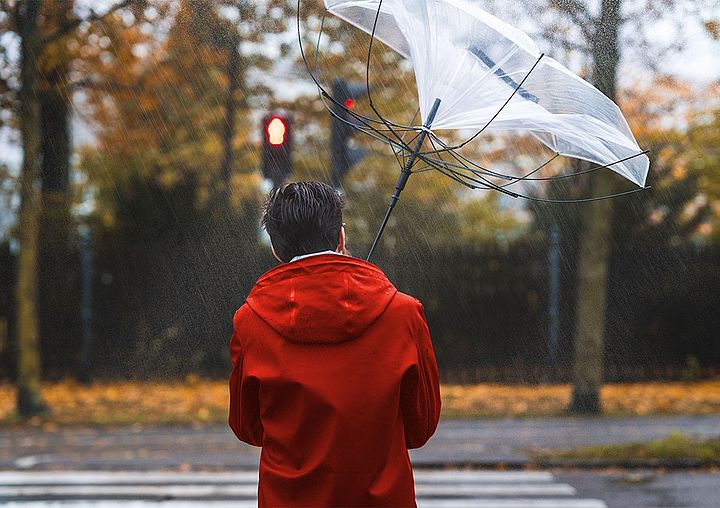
[15,0,48,417]
[569,0,621,414]
[40,54,79,375]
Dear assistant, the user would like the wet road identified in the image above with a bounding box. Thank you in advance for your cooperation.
[557,471,720,508]
[2,418,719,507]
[4,416,720,469]
[2,470,719,507]
[0,470,608,507]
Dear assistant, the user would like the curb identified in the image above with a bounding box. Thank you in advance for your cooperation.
[412,459,720,470]
[533,458,720,470]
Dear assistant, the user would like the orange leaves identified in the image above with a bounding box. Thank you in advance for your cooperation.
[601,382,720,416]
[2,380,720,425]
[0,379,230,426]
[441,381,720,418]
[441,384,572,418]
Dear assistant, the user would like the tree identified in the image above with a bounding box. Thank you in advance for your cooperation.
[0,0,151,414]
[37,0,79,377]
[567,0,622,414]
[78,0,270,212]
[13,0,47,416]
[73,1,291,376]
[38,1,152,374]
[535,0,717,412]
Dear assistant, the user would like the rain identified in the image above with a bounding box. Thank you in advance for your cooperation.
[0,0,719,506]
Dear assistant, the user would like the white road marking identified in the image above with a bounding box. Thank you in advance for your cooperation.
[0,485,258,497]
[0,501,608,508]
[0,471,261,485]
[0,470,554,485]
[418,501,607,508]
[0,483,576,497]
[0,470,607,508]
[3,498,607,508]
[417,483,577,496]
[414,471,556,483]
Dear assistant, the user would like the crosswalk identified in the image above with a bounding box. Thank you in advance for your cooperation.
[0,471,607,507]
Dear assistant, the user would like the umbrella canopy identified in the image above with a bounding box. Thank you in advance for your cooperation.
[324,0,650,187]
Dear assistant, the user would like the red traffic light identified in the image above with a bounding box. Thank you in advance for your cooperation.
[262,113,292,186]
[267,117,287,146]
[344,98,356,109]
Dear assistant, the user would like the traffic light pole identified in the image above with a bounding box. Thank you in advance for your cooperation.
[366,98,441,262]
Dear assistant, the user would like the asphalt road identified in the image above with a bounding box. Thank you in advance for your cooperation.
[3,416,720,469]
[3,417,719,507]
[2,469,720,507]
[556,471,720,508]
[0,470,607,507]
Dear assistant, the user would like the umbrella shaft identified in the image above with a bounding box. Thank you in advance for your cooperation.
[367,98,441,262]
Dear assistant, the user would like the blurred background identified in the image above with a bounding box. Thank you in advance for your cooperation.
[1,0,718,407]
[0,1,719,506]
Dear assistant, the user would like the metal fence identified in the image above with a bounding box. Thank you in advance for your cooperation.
[1,236,719,383]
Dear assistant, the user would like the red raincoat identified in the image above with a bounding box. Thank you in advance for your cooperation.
[229,254,441,507]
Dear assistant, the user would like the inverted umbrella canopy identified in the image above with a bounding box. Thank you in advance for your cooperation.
[324,0,650,187]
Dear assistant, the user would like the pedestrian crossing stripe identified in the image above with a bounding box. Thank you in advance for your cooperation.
[0,471,555,485]
[0,470,607,508]
[0,502,608,508]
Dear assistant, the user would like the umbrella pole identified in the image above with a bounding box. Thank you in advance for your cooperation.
[366,98,442,262]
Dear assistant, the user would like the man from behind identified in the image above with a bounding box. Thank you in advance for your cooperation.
[229,181,441,507]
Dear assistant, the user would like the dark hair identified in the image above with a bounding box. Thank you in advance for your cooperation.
[261,181,344,262]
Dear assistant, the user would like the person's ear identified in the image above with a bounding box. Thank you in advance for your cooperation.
[336,224,346,255]
[270,244,283,263]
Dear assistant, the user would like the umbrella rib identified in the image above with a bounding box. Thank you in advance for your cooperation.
[424,132,559,186]
[425,154,650,204]
[522,186,651,204]
[424,133,514,182]
[510,150,651,182]
[446,53,545,151]
[421,136,651,203]
[419,140,520,197]
[498,154,560,188]
[422,157,513,195]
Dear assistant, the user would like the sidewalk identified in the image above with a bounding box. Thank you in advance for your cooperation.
[3,416,719,470]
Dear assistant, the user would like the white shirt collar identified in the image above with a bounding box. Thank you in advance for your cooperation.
[290,250,342,263]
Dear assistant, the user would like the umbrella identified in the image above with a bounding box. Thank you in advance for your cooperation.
[298,0,650,260]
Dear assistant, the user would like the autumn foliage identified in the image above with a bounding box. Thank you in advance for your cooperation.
[1,380,719,426]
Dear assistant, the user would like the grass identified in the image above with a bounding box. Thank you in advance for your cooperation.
[1,380,720,427]
[535,432,720,462]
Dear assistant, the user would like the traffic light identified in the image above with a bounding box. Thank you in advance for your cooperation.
[330,78,368,189]
[262,112,293,188]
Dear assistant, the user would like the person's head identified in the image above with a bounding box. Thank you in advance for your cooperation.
[261,181,345,263]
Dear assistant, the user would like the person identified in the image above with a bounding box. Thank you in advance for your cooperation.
[229,181,441,507]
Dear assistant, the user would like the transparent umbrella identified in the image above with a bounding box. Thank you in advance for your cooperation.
[298,0,650,260]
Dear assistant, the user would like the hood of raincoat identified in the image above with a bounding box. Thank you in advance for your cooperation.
[245,254,398,344]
